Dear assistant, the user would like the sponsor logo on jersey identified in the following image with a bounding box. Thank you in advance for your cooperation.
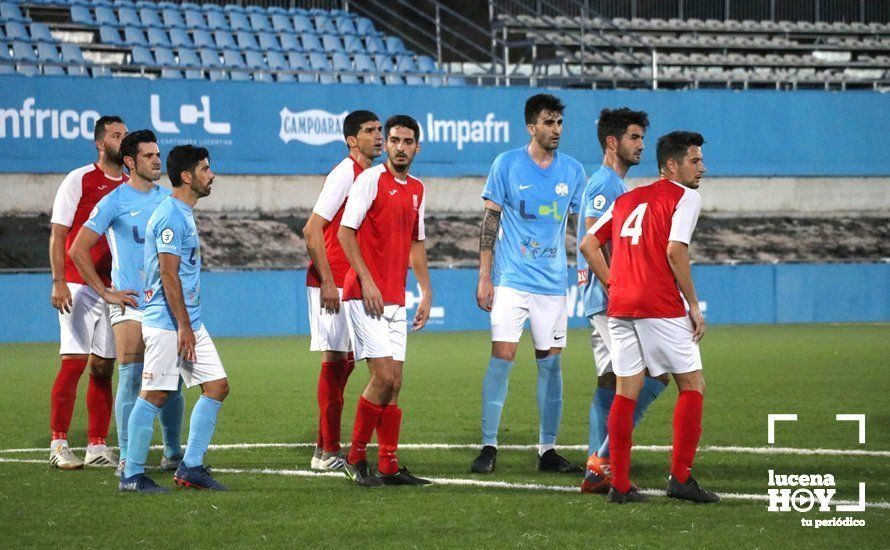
[555,183,569,196]
[279,108,347,145]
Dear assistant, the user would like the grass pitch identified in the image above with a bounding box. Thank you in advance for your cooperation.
[0,324,888,548]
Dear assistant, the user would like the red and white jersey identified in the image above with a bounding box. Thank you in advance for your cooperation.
[340,164,425,306]
[306,156,364,288]
[50,163,126,286]
[589,179,701,318]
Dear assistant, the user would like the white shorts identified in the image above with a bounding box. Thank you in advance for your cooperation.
[142,325,227,391]
[307,286,352,352]
[108,303,143,326]
[490,286,567,350]
[608,316,703,378]
[588,313,613,376]
[344,300,406,362]
[58,282,115,358]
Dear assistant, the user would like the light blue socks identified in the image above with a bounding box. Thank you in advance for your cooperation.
[115,362,142,461]
[124,397,160,478]
[597,376,668,458]
[588,386,615,456]
[536,354,563,451]
[159,381,184,459]
[183,395,223,468]
[481,357,514,446]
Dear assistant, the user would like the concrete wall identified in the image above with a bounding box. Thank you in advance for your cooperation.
[3,173,889,215]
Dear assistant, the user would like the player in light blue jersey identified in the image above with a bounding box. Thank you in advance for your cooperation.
[71,130,185,477]
[471,94,586,474]
[575,108,670,494]
[120,144,229,493]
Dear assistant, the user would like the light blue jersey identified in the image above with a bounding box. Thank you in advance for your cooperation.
[482,146,585,295]
[142,196,202,331]
[83,183,171,309]
[576,165,628,316]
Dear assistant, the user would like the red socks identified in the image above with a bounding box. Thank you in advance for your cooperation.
[376,405,402,475]
[87,373,113,445]
[50,358,87,438]
[671,390,704,483]
[317,359,356,452]
[607,395,637,493]
[347,396,384,464]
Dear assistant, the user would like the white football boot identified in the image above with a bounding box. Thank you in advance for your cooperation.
[84,444,119,468]
[49,441,84,470]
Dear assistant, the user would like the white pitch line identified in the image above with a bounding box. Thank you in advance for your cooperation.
[2,457,887,510]
[2,442,889,457]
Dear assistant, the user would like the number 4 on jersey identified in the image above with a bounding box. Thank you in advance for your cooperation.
[620,203,648,245]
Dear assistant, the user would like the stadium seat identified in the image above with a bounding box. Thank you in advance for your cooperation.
[267,6,287,16]
[198,48,223,68]
[257,32,281,52]
[396,55,417,73]
[0,63,14,75]
[30,23,55,44]
[177,47,200,67]
[153,46,175,66]
[99,26,125,46]
[373,54,395,73]
[222,4,245,13]
[184,9,208,30]
[276,72,295,83]
[447,76,467,86]
[365,36,385,55]
[249,12,272,32]
[292,14,313,34]
[213,30,236,50]
[17,64,40,77]
[229,12,251,32]
[236,31,260,51]
[36,42,59,61]
[161,68,183,78]
[353,54,375,73]
[60,44,85,64]
[287,51,314,82]
[139,7,163,28]
[278,33,302,52]
[162,8,185,29]
[206,11,229,31]
[12,41,37,62]
[223,49,245,68]
[405,74,424,86]
[266,50,287,70]
[118,8,141,28]
[92,65,111,78]
[253,71,273,82]
[386,36,407,56]
[94,6,118,27]
[44,64,66,76]
[5,22,29,43]
[308,51,335,83]
[300,33,323,53]
[385,74,403,85]
[147,28,171,48]
[331,52,351,71]
[271,14,293,33]
[244,50,266,69]
[313,14,336,34]
[355,17,379,36]
[343,35,365,54]
[123,28,148,47]
[192,29,214,49]
[184,68,203,80]
[70,6,95,26]
[130,45,153,65]
[416,55,437,73]
[208,69,228,81]
[320,34,343,54]
[203,4,223,13]
[336,16,357,36]
[169,28,193,48]
[1,2,28,23]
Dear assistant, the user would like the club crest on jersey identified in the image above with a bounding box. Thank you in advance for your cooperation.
[555,182,569,197]
[144,289,153,301]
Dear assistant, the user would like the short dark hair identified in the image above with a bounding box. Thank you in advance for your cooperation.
[524,94,565,125]
[94,115,124,141]
[343,110,379,140]
[597,108,649,152]
[656,131,705,169]
[119,129,157,164]
[384,114,420,141]
[166,144,210,187]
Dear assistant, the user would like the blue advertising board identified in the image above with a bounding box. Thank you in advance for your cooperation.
[1,263,886,343]
[0,75,888,177]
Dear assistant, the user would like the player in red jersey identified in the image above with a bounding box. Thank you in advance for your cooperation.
[48,115,127,469]
[338,115,432,487]
[302,110,383,470]
[580,131,719,504]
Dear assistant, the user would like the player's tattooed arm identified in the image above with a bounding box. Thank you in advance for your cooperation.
[477,200,502,312]
[479,206,501,253]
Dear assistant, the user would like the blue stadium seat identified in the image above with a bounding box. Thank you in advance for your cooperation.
[147,28,171,48]
[153,46,175,66]
[365,35,385,55]
[253,71,273,82]
[222,4,245,14]
[70,6,95,26]
[118,7,141,28]
[184,9,208,30]
[213,30,236,50]
[249,12,271,32]
[244,50,265,69]
[291,14,313,34]
[67,65,89,77]
[180,2,201,11]
[17,64,40,77]
[99,26,124,46]
[300,33,322,53]
[169,28,192,48]
[30,23,55,44]
[257,31,280,52]
[278,33,302,52]
[124,28,148,47]
[92,65,112,78]
[340,73,359,84]
[161,68,183,78]
[206,11,229,31]
[385,74,404,85]
[235,30,259,51]
[12,41,37,62]
[130,45,153,65]
[343,35,364,54]
[223,49,245,68]
[230,70,251,82]
[416,55,437,73]
[0,64,15,76]
[1,2,28,23]
[336,16,357,36]
[139,7,163,28]
[184,69,203,79]
[405,74,424,86]
[320,34,342,54]
[276,70,295,83]
[44,65,66,76]
[209,69,228,81]
[267,6,287,16]
[425,74,444,87]
[228,12,251,32]
[198,47,222,68]
[396,56,417,73]
[287,51,313,82]
[331,52,351,71]
[266,51,287,70]
[177,47,200,67]
[157,2,177,11]
[271,14,292,33]
[5,22,29,43]
[355,17,379,36]
[308,51,335,84]
[94,6,118,27]
[353,54,375,73]
[60,44,85,64]
[36,42,59,61]
[203,4,223,13]
[191,29,214,49]
[374,54,395,73]
[162,8,185,29]
[386,36,407,56]
[313,14,336,34]
[448,76,467,86]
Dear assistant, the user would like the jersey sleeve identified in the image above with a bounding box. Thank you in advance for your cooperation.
[584,178,620,220]
[668,189,702,244]
[413,190,426,241]
[481,153,507,206]
[82,192,116,236]
[154,208,188,257]
[312,163,352,222]
[340,171,378,230]
[50,170,84,227]
[589,204,614,245]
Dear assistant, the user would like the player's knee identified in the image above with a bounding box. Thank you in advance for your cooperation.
[598,372,617,389]
[211,379,230,401]
[89,359,115,378]
[119,352,143,365]
[491,349,516,362]
[651,372,670,385]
